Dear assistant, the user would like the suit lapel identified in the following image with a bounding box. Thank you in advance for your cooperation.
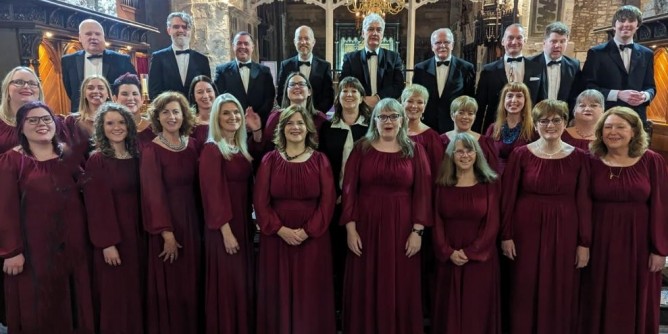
[443,57,457,98]
[76,51,85,83]
[495,59,508,87]
[102,50,111,78]
[628,44,642,77]
[309,58,319,82]
[166,47,184,88]
[247,63,260,95]
[377,49,385,84]
[558,57,573,99]
[606,40,627,74]
[360,50,371,91]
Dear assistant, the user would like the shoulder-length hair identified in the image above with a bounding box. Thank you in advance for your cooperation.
[532,99,569,126]
[590,106,648,158]
[208,93,252,162]
[273,104,318,152]
[400,84,429,105]
[492,82,534,141]
[280,72,319,116]
[93,102,139,159]
[16,101,62,157]
[332,76,371,124]
[449,95,478,119]
[188,75,219,114]
[148,91,194,136]
[436,132,497,186]
[360,98,414,158]
[77,75,112,121]
[1,66,44,125]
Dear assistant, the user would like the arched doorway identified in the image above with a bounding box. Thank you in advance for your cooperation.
[38,41,73,116]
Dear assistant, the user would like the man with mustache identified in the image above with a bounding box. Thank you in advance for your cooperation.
[148,12,211,100]
[340,13,404,109]
[61,19,136,113]
[277,26,334,113]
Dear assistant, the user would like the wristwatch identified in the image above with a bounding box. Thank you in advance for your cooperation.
[412,228,424,236]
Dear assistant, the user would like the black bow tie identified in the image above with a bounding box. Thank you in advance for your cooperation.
[619,43,633,51]
[87,54,103,60]
[437,60,450,67]
[175,49,191,55]
[366,50,377,58]
[238,62,251,69]
[298,61,311,67]
[507,57,523,63]
[547,60,561,66]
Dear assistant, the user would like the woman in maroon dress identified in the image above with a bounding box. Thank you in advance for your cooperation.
[402,84,444,174]
[562,89,604,150]
[199,93,255,334]
[579,107,668,334]
[83,103,144,334]
[254,105,336,334]
[111,73,155,147]
[188,75,218,146]
[0,101,94,333]
[485,82,536,174]
[432,132,500,334]
[141,91,201,334]
[0,66,44,153]
[441,96,499,172]
[501,99,591,334]
[341,98,431,334]
[64,75,112,157]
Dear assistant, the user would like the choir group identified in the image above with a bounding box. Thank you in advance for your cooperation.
[0,3,667,334]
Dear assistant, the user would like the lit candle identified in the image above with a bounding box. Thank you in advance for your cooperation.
[140,74,149,96]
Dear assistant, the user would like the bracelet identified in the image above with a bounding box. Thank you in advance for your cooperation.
[252,128,262,132]
[411,228,424,236]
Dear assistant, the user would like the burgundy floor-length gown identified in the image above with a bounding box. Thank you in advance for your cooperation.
[254,150,336,334]
[561,130,592,151]
[501,146,592,334]
[579,151,668,334]
[432,182,501,334]
[83,153,145,334]
[341,144,432,334]
[441,133,500,173]
[409,128,444,176]
[0,150,94,334]
[140,140,202,334]
[485,124,535,174]
[199,143,254,334]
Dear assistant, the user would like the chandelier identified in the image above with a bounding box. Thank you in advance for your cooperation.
[346,0,406,17]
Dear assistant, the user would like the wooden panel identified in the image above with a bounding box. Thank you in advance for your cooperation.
[39,42,70,116]
[648,48,668,123]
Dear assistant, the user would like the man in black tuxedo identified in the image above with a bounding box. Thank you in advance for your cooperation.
[581,5,655,125]
[277,26,334,112]
[528,22,582,114]
[474,23,545,133]
[413,28,475,133]
[61,19,136,113]
[213,31,275,125]
[340,13,404,109]
[148,12,211,100]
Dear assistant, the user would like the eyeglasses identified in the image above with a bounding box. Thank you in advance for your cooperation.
[537,118,563,126]
[10,79,40,88]
[25,115,54,125]
[376,114,402,122]
[288,82,308,88]
[454,149,476,157]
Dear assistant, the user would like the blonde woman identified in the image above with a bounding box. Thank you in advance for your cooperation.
[0,66,45,153]
[64,75,112,157]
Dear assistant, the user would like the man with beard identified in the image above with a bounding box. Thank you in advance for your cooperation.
[148,12,211,100]
[340,13,404,109]
[61,19,136,113]
[276,26,334,112]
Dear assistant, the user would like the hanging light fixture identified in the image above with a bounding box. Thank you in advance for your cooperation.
[346,0,406,17]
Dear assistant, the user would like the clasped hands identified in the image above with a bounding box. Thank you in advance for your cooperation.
[277,226,309,246]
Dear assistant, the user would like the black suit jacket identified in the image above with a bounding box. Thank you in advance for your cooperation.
[148,46,211,99]
[474,57,546,133]
[528,53,582,111]
[581,40,655,122]
[412,56,476,133]
[213,61,276,125]
[277,55,334,112]
[61,50,136,113]
[319,121,369,194]
[340,48,404,99]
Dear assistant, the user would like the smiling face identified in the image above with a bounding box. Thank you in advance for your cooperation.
[103,110,128,146]
[167,16,191,49]
[339,85,362,111]
[502,25,525,57]
[85,78,109,109]
[294,26,315,59]
[431,30,453,61]
[574,97,604,124]
[535,114,565,141]
[452,109,476,131]
[453,140,476,172]
[614,18,638,42]
[79,20,106,55]
[159,101,184,135]
[23,108,55,144]
[543,32,568,60]
[504,90,525,115]
[284,112,307,145]
[233,34,254,63]
[403,93,425,122]
[286,75,311,105]
[218,101,242,135]
[194,81,216,111]
[8,70,40,111]
[113,84,142,115]
[602,114,634,151]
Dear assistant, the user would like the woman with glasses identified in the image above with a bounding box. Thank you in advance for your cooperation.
[562,89,605,150]
[0,66,45,153]
[0,101,94,333]
[141,92,201,334]
[431,132,500,334]
[188,75,219,147]
[83,102,144,334]
[500,99,591,334]
[402,84,444,175]
[65,75,112,158]
[254,105,336,334]
[111,73,155,148]
[199,94,255,334]
[442,96,499,172]
[341,98,431,334]
[579,107,668,334]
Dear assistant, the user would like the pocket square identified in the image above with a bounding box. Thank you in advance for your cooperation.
[530,76,540,81]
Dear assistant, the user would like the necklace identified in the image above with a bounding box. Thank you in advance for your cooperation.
[574,126,594,138]
[115,151,131,159]
[285,147,309,161]
[537,143,563,159]
[501,123,521,144]
[609,166,623,180]
[158,132,186,151]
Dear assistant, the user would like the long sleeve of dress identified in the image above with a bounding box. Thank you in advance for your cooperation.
[302,154,336,238]
[83,154,122,249]
[253,152,284,235]
[576,151,593,248]
[463,182,501,262]
[340,145,362,225]
[140,145,174,234]
[432,187,455,263]
[199,144,234,230]
[649,151,668,256]
[412,145,433,227]
[500,149,522,240]
[0,155,22,258]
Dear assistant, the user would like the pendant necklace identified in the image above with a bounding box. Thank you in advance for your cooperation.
[609,166,623,180]
[574,126,594,139]
[538,144,563,159]
[285,148,308,161]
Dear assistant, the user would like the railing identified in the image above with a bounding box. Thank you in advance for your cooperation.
[121,0,139,8]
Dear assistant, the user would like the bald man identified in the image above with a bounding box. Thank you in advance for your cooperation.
[61,19,136,113]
